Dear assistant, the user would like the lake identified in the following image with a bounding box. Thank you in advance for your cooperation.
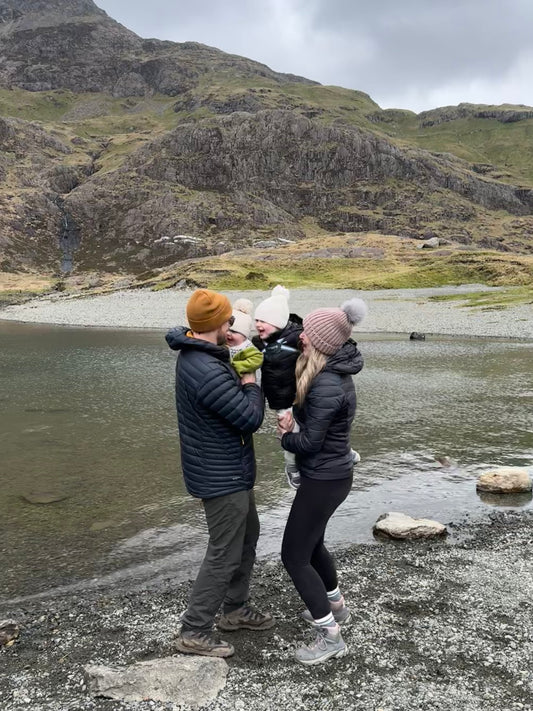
[1,321,532,603]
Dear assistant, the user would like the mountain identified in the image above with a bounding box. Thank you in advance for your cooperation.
[0,0,532,276]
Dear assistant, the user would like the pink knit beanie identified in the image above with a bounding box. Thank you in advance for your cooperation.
[303,298,367,355]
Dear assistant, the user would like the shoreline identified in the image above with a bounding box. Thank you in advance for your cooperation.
[1,284,533,339]
[2,510,533,711]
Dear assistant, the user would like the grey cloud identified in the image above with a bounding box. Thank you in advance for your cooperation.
[96,0,533,111]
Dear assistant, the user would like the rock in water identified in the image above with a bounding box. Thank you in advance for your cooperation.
[21,491,69,504]
[84,656,228,706]
[373,512,447,539]
[410,332,426,340]
[476,468,532,494]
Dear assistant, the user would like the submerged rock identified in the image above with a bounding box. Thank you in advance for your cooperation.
[21,491,69,505]
[374,512,447,539]
[84,656,228,706]
[477,467,532,494]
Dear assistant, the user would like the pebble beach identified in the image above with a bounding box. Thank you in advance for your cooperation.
[1,284,532,339]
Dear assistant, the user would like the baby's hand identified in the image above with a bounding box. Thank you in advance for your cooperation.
[277,411,294,433]
[240,373,256,385]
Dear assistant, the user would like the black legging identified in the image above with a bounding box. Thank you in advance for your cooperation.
[281,474,353,620]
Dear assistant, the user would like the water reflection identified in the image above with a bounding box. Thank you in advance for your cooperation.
[1,321,532,602]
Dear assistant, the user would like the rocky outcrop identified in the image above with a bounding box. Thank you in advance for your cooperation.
[419,103,533,128]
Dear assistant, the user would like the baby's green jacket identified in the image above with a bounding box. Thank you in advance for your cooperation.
[231,346,264,377]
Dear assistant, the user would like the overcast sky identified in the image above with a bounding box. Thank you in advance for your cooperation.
[96,0,533,113]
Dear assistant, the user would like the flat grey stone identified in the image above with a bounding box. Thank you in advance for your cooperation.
[84,655,228,706]
[374,512,447,539]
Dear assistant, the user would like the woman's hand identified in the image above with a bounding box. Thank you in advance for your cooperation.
[277,411,294,438]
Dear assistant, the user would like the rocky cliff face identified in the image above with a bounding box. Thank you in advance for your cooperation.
[0,1,532,273]
[0,0,313,96]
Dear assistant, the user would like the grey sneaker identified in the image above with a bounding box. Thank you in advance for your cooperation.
[174,630,234,657]
[301,600,352,627]
[285,464,301,490]
[218,605,275,631]
[351,449,361,465]
[295,626,347,665]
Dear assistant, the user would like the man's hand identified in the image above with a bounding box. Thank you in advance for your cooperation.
[240,373,256,385]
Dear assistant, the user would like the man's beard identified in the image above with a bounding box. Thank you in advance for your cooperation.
[216,330,227,346]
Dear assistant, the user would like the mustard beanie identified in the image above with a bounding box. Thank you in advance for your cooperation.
[186,289,232,332]
[303,297,367,355]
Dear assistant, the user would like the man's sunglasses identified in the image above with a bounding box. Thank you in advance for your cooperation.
[228,315,235,327]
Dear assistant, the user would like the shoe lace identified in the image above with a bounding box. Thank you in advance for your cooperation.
[241,605,266,623]
[305,627,329,652]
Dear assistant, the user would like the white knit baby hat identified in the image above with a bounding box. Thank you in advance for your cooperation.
[254,285,290,329]
[231,298,254,338]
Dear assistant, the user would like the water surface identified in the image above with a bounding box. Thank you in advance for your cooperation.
[1,322,532,602]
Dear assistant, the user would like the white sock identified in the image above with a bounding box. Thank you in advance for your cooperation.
[314,612,336,627]
[327,587,342,602]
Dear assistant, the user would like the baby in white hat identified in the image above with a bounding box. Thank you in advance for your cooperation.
[226,298,263,377]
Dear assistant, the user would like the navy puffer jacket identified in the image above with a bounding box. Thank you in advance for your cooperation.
[252,320,303,410]
[166,327,264,499]
[281,340,363,480]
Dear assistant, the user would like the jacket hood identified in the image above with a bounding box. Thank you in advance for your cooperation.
[165,326,230,361]
[324,339,363,376]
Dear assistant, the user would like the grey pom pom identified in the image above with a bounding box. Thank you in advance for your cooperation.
[341,297,367,325]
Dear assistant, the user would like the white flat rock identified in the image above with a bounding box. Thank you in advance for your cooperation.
[374,512,447,539]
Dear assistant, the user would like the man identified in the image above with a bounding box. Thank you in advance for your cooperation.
[166,288,273,658]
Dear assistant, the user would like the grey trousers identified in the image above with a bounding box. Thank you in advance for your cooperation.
[181,489,260,633]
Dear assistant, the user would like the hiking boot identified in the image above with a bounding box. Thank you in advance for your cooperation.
[295,625,347,665]
[218,605,275,631]
[301,596,352,626]
[351,449,361,466]
[285,464,301,490]
[174,629,234,657]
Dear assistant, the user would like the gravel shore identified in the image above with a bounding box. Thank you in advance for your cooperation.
[2,510,533,711]
[1,284,532,339]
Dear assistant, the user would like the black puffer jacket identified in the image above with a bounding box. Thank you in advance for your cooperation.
[252,320,303,410]
[166,327,264,499]
[281,340,363,480]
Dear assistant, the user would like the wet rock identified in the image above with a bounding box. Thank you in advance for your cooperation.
[410,331,426,340]
[84,656,228,706]
[477,467,532,494]
[373,512,447,539]
[0,619,19,647]
[21,491,69,505]
[478,490,533,508]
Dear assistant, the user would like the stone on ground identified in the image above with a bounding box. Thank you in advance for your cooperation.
[373,512,447,539]
[84,656,228,706]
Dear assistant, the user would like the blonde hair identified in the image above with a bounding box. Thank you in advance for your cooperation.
[294,347,328,406]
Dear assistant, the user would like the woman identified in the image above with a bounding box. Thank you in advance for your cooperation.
[277,297,367,665]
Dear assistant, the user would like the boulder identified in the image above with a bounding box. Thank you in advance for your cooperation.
[84,656,228,706]
[476,467,532,494]
[419,237,440,248]
[373,512,447,539]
